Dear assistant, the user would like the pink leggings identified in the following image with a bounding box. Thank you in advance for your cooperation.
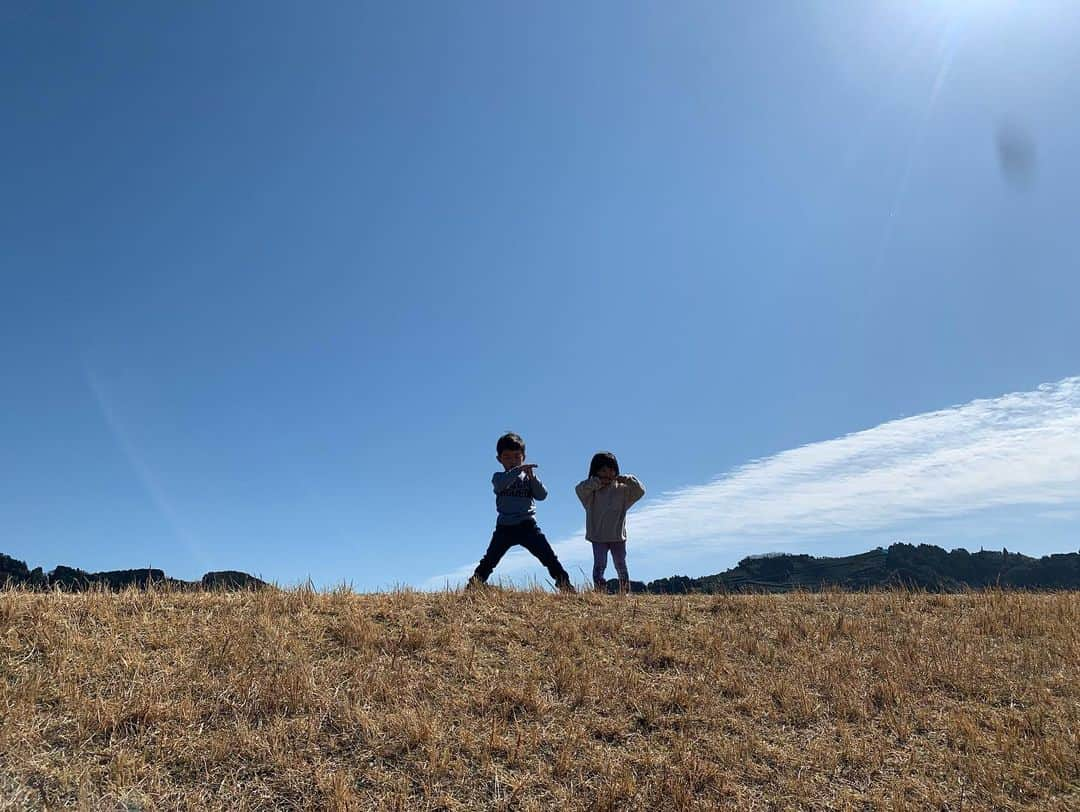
[591,542,628,587]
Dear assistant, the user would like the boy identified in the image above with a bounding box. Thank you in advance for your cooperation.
[469,432,576,592]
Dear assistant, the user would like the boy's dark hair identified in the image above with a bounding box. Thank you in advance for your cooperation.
[588,451,620,478]
[496,432,526,455]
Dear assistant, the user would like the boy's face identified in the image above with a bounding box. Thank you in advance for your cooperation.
[498,449,525,470]
[596,465,617,486]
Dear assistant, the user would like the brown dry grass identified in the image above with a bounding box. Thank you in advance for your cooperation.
[1,587,1077,810]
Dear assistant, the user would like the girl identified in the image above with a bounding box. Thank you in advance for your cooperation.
[575,452,645,592]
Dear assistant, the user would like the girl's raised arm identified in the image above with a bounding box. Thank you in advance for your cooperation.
[575,476,603,508]
[619,475,646,508]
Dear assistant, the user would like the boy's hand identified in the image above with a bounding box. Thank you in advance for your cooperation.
[520,464,539,479]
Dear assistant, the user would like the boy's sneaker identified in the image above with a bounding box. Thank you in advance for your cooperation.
[466,575,487,591]
[555,578,576,594]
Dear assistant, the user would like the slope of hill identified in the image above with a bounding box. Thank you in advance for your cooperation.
[639,543,1080,593]
[1,588,1076,809]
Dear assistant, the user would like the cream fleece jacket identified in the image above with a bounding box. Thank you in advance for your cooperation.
[574,475,645,543]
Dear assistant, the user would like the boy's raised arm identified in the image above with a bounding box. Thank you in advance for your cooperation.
[529,474,548,501]
[492,468,522,493]
[619,475,646,508]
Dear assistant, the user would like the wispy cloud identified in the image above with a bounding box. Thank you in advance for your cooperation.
[1037,509,1080,522]
[426,377,1080,588]
[82,363,209,569]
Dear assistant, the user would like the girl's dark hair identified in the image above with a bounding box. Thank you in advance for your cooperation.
[496,432,526,455]
[588,451,619,478]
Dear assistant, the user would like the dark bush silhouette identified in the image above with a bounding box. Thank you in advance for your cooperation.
[201,571,268,590]
[0,553,266,592]
[1,553,47,588]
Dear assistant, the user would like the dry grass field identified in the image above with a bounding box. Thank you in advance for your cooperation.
[0,587,1077,810]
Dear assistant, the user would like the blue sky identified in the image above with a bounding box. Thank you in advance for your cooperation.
[3,2,1078,590]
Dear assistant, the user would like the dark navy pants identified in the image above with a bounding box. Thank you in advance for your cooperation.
[473,519,571,586]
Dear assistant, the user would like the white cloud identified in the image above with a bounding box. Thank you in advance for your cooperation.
[425,377,1080,588]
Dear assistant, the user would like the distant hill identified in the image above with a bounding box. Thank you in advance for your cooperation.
[613,543,1080,593]
[0,553,267,591]
[6,543,1079,594]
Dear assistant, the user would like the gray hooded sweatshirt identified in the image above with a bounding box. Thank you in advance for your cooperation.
[575,475,646,543]
[492,466,548,525]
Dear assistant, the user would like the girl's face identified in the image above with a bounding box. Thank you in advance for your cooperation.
[596,465,617,486]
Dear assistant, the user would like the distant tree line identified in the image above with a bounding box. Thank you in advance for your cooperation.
[0,553,266,591]
[6,543,1079,594]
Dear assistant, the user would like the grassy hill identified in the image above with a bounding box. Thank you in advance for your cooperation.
[1,587,1077,809]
